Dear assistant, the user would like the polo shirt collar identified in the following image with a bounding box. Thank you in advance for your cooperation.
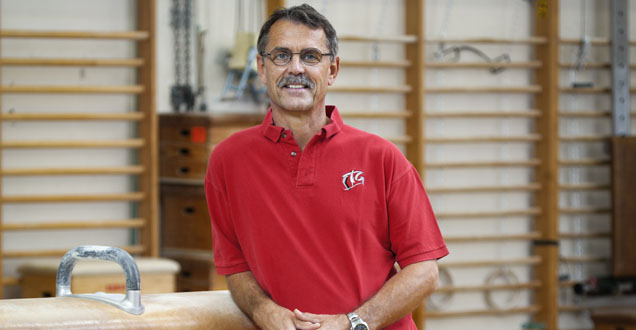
[324,105,343,138]
[262,110,284,142]
[261,105,343,143]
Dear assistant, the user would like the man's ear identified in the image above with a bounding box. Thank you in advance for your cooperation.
[257,55,267,84]
[327,56,340,86]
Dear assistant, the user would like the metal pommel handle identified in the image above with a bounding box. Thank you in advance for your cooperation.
[56,245,144,315]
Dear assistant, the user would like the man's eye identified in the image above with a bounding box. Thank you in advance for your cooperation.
[302,52,320,61]
[273,52,291,60]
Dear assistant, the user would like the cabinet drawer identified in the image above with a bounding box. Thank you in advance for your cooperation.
[159,114,259,145]
[160,125,252,145]
[168,256,227,292]
[160,158,208,180]
[175,257,214,292]
[160,124,212,144]
[160,142,212,161]
[160,185,212,251]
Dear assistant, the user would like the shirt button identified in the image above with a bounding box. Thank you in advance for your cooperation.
[290,151,297,157]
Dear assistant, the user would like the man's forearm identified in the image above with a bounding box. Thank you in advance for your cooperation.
[226,271,320,330]
[354,260,439,329]
[226,271,274,323]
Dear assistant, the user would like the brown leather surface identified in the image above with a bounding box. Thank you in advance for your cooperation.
[0,291,257,330]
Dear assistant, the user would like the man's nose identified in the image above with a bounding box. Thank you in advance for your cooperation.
[286,54,305,74]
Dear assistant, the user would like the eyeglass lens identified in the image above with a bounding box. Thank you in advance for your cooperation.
[269,48,325,66]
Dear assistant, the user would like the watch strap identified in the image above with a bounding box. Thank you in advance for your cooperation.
[346,312,369,330]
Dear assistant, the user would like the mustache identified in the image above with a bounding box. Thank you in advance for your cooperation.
[277,75,315,89]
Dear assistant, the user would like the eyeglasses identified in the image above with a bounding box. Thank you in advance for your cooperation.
[261,48,333,66]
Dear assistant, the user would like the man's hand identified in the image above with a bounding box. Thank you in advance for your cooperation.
[294,309,350,330]
[252,302,320,330]
[226,271,321,330]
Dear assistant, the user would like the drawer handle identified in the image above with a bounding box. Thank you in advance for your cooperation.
[179,129,191,137]
[179,148,190,156]
[184,207,196,214]
[178,167,190,174]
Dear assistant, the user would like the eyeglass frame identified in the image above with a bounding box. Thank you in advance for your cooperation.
[260,47,334,66]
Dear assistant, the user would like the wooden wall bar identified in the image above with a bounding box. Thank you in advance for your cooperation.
[533,0,560,328]
[136,0,159,258]
[0,0,4,299]
[405,1,426,326]
[209,0,632,328]
[404,0,426,176]
[0,1,159,295]
[247,1,634,328]
[267,0,286,16]
[272,0,552,328]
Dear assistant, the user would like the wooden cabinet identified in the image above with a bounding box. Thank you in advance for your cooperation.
[173,256,227,292]
[592,308,636,330]
[161,184,212,252]
[159,113,262,291]
[611,137,636,277]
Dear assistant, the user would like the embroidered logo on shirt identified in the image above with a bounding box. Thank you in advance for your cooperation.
[342,170,365,191]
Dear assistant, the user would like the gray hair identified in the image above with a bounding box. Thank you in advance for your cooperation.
[257,4,338,61]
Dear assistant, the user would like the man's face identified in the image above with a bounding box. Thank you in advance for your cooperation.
[257,19,339,113]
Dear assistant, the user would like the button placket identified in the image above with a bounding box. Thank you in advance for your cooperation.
[281,139,301,184]
[296,141,318,187]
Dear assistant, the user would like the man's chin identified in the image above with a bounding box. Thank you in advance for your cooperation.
[278,101,314,112]
[282,107,313,112]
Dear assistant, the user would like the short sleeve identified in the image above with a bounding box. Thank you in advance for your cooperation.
[387,165,449,268]
[204,155,250,275]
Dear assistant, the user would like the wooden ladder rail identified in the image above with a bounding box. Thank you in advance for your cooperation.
[534,1,560,329]
[265,1,562,328]
[0,0,159,296]
[422,17,556,330]
[0,30,149,39]
[136,0,159,259]
[0,0,4,298]
[404,0,427,327]
[555,7,634,327]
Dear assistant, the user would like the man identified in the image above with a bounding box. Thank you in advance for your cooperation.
[205,4,448,330]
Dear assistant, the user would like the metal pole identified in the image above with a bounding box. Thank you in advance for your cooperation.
[610,0,630,136]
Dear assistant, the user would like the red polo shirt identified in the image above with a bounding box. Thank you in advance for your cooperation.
[205,106,448,329]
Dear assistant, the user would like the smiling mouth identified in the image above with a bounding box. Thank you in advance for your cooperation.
[284,84,309,89]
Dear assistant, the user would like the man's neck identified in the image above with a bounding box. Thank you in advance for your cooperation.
[271,106,329,150]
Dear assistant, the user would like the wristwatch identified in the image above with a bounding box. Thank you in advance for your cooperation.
[346,312,369,330]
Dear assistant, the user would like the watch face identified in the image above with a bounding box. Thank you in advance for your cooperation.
[354,324,369,330]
